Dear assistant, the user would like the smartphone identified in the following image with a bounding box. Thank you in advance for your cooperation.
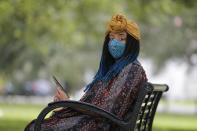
[52,75,67,95]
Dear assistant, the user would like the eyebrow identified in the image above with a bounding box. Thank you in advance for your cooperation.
[119,33,126,35]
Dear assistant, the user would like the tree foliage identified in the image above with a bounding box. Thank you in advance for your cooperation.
[0,0,197,93]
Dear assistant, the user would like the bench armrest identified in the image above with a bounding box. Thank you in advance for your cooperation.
[34,100,127,131]
[152,84,169,92]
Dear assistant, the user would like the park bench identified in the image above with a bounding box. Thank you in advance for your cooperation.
[34,82,169,131]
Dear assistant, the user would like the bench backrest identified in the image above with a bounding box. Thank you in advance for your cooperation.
[125,82,169,131]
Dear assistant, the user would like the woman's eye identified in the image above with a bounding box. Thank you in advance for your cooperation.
[120,38,124,41]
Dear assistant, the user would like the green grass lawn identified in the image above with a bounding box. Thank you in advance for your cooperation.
[0,103,197,131]
[153,113,197,131]
[0,103,45,131]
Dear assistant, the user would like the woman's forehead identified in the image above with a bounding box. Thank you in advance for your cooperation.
[109,31,127,35]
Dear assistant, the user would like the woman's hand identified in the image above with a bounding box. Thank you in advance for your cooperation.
[53,85,100,117]
[53,85,69,102]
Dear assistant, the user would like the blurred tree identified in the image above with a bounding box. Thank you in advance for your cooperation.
[136,1,197,70]
[0,0,197,93]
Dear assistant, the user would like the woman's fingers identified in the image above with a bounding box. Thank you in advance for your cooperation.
[55,85,69,100]
[56,90,61,99]
[54,89,61,102]
[53,96,57,102]
[53,95,60,102]
[56,86,64,95]
[56,85,60,93]
[56,86,66,96]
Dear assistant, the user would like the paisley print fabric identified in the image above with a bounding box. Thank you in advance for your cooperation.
[25,62,147,131]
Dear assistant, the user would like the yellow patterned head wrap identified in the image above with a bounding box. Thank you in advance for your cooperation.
[105,14,141,41]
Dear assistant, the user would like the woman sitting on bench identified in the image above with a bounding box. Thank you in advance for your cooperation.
[25,14,147,131]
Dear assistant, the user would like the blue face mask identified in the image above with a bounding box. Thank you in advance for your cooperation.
[108,39,126,59]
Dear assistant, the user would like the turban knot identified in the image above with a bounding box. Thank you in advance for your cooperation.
[108,14,127,32]
[105,14,141,41]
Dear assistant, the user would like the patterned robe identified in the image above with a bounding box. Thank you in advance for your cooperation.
[25,62,147,131]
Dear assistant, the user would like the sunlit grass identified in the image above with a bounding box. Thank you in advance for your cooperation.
[0,103,45,131]
[160,99,197,105]
[0,103,197,131]
[153,113,197,131]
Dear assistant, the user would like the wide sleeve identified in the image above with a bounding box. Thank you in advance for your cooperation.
[109,63,147,120]
[78,63,147,120]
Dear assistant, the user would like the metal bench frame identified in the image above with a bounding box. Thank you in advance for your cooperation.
[34,82,169,131]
